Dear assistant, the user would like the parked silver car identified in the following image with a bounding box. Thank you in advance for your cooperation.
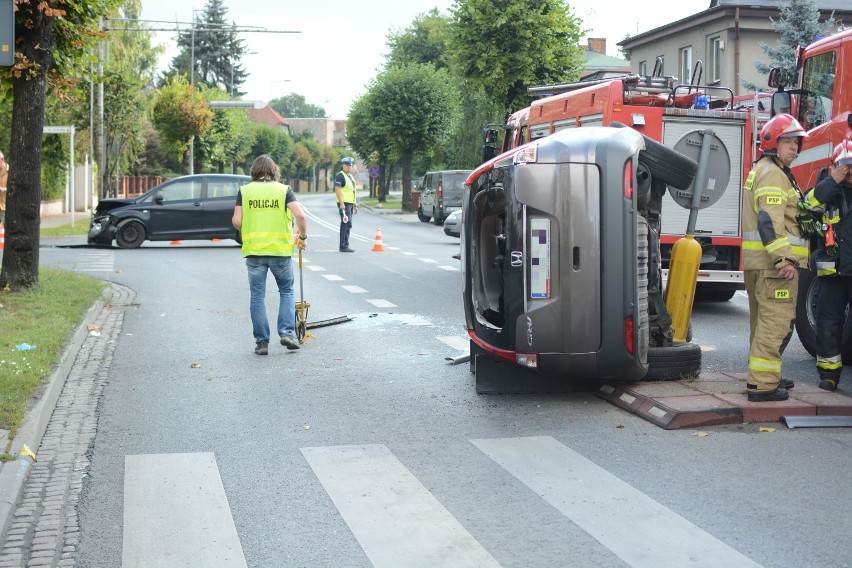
[416,170,473,225]
[443,209,462,237]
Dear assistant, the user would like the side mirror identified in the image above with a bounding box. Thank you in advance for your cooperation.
[154,194,164,204]
[771,91,791,117]
[768,67,786,89]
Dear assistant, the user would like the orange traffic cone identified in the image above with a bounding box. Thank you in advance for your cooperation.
[371,227,385,252]
[0,223,4,252]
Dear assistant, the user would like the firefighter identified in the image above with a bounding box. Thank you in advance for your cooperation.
[802,141,852,391]
[742,113,809,402]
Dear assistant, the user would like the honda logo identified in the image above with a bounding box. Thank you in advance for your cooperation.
[510,251,523,267]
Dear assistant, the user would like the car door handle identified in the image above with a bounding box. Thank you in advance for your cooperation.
[193,202,202,207]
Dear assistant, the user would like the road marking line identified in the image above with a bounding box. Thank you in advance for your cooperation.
[471,437,762,568]
[301,444,501,568]
[306,265,326,272]
[322,274,345,281]
[385,246,401,250]
[438,265,460,271]
[400,251,417,256]
[342,285,367,294]
[122,452,247,568]
[366,299,396,308]
[418,258,438,264]
[437,336,469,352]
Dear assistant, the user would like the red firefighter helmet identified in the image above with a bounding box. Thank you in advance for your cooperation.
[760,113,807,152]
[832,141,852,167]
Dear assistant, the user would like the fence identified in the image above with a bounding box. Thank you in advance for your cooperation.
[114,176,167,199]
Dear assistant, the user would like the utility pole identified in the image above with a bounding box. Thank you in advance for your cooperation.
[96,18,107,198]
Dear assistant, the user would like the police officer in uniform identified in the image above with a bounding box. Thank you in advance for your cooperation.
[334,157,358,252]
[742,114,809,401]
[232,155,308,355]
[802,141,852,390]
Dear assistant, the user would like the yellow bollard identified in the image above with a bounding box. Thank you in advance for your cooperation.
[664,234,702,342]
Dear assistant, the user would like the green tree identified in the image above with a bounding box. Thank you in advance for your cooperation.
[449,0,585,112]
[166,0,248,95]
[269,92,328,118]
[385,8,452,70]
[347,93,397,201]
[151,75,213,173]
[194,87,254,173]
[101,0,162,194]
[366,63,459,211]
[746,0,837,90]
[1,0,120,291]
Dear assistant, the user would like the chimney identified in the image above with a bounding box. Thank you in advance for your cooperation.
[588,38,607,54]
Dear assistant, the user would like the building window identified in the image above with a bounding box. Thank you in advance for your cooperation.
[711,37,722,83]
[680,47,692,84]
[639,60,647,76]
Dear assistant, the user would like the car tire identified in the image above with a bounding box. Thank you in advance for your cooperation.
[417,207,430,222]
[115,220,146,249]
[433,208,443,226]
[644,341,702,381]
[795,267,852,361]
[609,121,698,190]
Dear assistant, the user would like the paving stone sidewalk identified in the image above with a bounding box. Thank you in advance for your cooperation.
[0,283,134,567]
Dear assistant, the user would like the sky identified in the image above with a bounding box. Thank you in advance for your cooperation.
[138,0,714,118]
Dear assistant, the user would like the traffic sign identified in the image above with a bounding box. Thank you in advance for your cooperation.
[368,165,380,179]
[43,126,74,134]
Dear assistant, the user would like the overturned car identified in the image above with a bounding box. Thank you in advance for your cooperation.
[462,126,703,392]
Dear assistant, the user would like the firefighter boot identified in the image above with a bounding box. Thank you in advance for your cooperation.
[747,387,790,402]
[748,378,794,390]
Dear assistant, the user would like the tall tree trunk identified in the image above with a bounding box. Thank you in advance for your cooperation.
[401,153,413,212]
[0,4,56,290]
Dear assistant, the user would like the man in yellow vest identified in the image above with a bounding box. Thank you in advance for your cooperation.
[232,155,308,355]
[334,157,359,252]
[742,114,809,401]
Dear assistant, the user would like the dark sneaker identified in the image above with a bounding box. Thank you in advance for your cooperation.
[747,387,789,402]
[818,378,838,391]
[255,341,269,355]
[748,378,794,390]
[280,335,300,350]
[339,247,355,253]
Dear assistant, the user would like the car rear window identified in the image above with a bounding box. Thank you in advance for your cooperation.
[443,173,470,191]
[208,180,243,199]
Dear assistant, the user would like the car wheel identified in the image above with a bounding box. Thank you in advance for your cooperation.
[115,220,146,249]
[644,341,702,381]
[433,208,443,226]
[609,121,698,190]
[417,207,430,222]
[795,267,852,361]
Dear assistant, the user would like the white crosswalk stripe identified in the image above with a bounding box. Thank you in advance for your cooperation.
[123,453,247,568]
[41,248,115,273]
[119,439,763,568]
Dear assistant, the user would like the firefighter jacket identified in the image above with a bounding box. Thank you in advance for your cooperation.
[240,181,295,258]
[803,175,852,277]
[742,157,810,271]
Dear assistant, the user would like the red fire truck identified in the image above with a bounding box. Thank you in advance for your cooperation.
[483,68,754,302]
[767,27,852,358]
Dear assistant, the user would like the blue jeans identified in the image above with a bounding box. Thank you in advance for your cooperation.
[339,202,354,249]
[246,256,295,344]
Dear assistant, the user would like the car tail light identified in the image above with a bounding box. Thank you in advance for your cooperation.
[623,159,633,200]
[624,316,635,355]
[437,182,443,205]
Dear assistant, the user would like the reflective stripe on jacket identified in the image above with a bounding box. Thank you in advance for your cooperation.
[804,174,852,277]
[240,181,294,257]
[742,158,810,271]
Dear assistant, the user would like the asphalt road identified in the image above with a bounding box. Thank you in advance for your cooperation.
[37,193,852,568]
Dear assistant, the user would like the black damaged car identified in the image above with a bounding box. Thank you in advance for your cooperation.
[88,174,249,248]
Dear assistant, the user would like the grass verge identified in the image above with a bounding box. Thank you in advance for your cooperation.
[0,268,105,450]
[361,193,403,211]
[41,221,89,237]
